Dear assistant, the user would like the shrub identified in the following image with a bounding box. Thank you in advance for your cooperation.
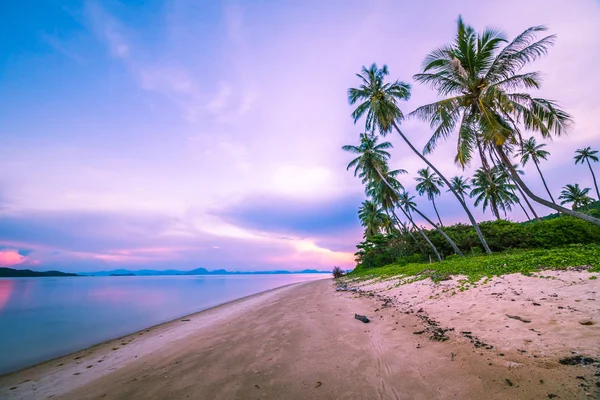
[354,216,600,270]
[332,266,345,279]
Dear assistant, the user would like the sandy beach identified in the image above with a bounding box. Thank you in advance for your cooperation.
[1,274,599,400]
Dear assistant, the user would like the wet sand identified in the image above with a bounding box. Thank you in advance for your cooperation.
[1,277,598,399]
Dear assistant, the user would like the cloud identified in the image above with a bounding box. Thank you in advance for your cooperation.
[0,250,29,267]
[0,207,354,272]
[214,194,362,236]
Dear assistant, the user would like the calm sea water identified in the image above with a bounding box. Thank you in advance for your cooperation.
[0,274,327,374]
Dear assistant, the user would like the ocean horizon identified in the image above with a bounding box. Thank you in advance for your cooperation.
[0,274,327,375]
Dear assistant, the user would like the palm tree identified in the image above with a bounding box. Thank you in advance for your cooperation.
[411,16,600,227]
[470,167,518,220]
[518,137,555,203]
[365,170,429,255]
[348,64,492,254]
[342,134,441,259]
[447,176,471,201]
[558,184,594,210]
[366,170,412,235]
[358,200,389,237]
[342,134,463,259]
[574,147,600,200]
[415,167,445,226]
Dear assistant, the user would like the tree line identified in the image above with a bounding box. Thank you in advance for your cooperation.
[342,16,600,261]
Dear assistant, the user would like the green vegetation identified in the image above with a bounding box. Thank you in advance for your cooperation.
[342,16,600,277]
[0,267,79,277]
[349,244,600,283]
[354,216,600,270]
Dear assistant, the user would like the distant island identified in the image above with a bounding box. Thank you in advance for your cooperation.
[0,267,79,278]
[0,267,330,278]
[81,268,331,276]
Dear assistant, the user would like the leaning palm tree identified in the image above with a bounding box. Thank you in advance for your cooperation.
[358,200,389,237]
[447,176,471,201]
[574,147,600,200]
[470,167,519,220]
[518,137,555,203]
[348,64,492,253]
[366,170,428,254]
[342,134,462,259]
[558,184,594,210]
[411,16,600,227]
[415,167,445,226]
[344,135,443,260]
[366,170,411,234]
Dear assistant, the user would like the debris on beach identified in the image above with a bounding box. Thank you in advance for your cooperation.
[336,283,361,293]
[559,356,598,366]
[354,314,370,323]
[506,314,531,323]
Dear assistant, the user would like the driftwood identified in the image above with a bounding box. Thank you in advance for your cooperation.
[354,314,370,323]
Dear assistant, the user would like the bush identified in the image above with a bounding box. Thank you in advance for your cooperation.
[354,216,600,270]
[332,266,345,279]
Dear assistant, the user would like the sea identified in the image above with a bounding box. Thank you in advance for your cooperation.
[0,274,327,375]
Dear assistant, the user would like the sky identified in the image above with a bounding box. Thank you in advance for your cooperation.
[1,0,599,272]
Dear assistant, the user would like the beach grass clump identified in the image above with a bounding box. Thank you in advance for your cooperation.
[348,244,600,283]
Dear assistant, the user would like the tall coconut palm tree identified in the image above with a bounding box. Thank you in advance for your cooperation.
[558,184,594,210]
[415,167,445,226]
[470,167,518,220]
[348,64,492,254]
[574,147,600,200]
[411,16,600,227]
[518,137,555,203]
[342,134,463,259]
[358,200,389,237]
[447,176,471,201]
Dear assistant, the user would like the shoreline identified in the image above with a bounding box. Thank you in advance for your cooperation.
[0,276,328,377]
[0,279,321,399]
[2,274,598,399]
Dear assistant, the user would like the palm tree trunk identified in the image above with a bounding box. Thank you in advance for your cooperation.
[496,146,600,226]
[390,209,417,242]
[373,167,462,256]
[397,203,442,262]
[490,196,501,220]
[479,139,502,218]
[533,160,556,204]
[392,121,492,254]
[514,181,540,221]
[586,159,600,200]
[373,168,442,261]
[489,148,540,221]
[391,208,427,255]
[410,207,463,256]
[431,197,444,227]
[513,192,532,221]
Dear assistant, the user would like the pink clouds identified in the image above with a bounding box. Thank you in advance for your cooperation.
[0,250,28,267]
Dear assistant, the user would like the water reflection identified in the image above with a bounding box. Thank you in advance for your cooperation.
[0,274,326,374]
[0,280,14,311]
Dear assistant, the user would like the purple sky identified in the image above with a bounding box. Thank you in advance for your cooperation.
[1,0,600,272]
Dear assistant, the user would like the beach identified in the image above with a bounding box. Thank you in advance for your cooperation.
[1,274,599,400]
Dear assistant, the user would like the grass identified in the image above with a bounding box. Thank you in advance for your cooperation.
[348,243,600,284]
